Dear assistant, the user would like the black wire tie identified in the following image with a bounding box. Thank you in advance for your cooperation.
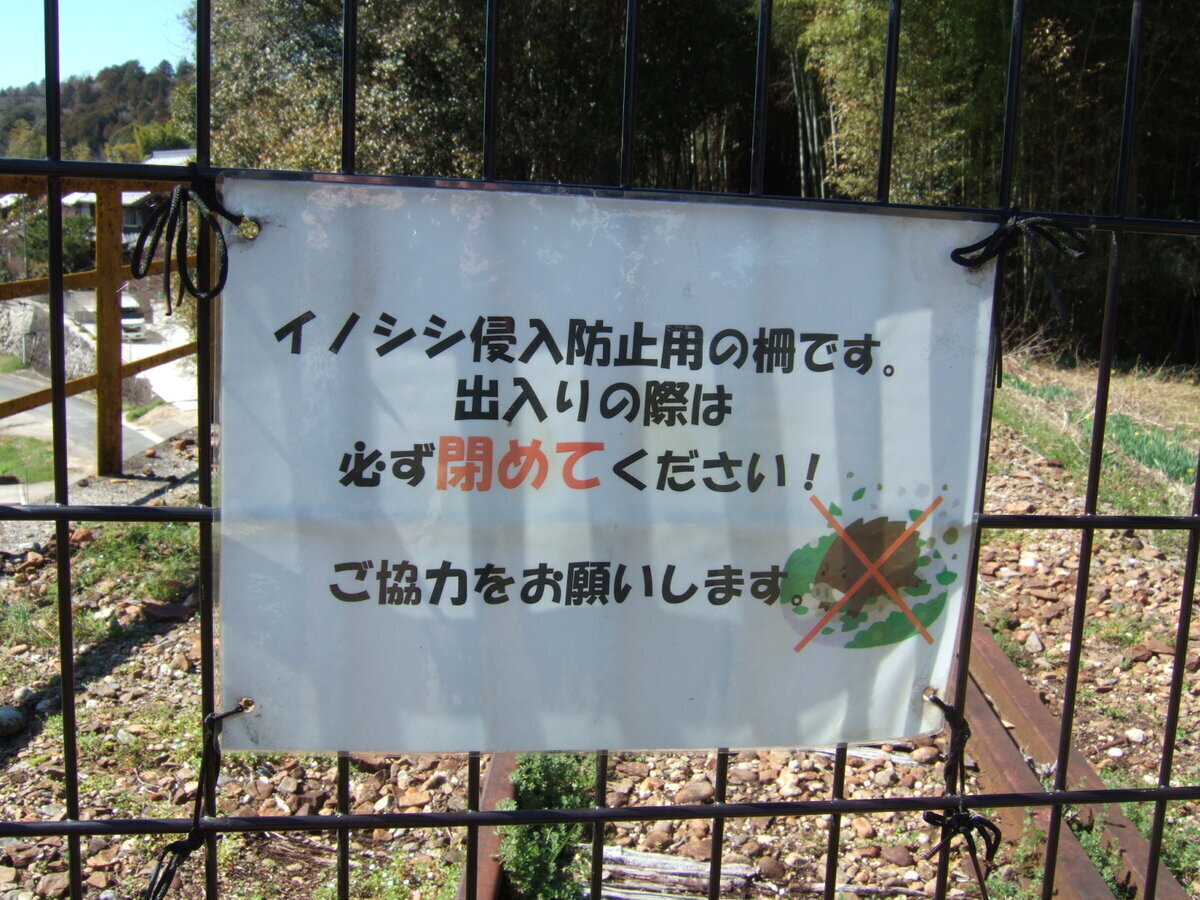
[141,700,250,900]
[132,164,245,316]
[923,807,1002,899]
[922,692,1002,900]
[950,215,1089,322]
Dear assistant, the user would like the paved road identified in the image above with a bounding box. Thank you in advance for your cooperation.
[0,370,159,470]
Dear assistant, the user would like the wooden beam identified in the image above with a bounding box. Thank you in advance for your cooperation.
[120,341,197,378]
[0,375,99,420]
[94,183,124,474]
[62,178,182,193]
[0,255,198,302]
[0,175,47,194]
[0,175,184,194]
[0,343,196,421]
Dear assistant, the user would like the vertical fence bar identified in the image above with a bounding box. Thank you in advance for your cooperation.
[996,0,1025,209]
[337,753,351,900]
[822,744,847,900]
[706,749,730,900]
[936,3,1025,898]
[618,0,639,189]
[591,750,608,899]
[876,0,901,203]
[193,3,219,894]
[47,178,84,900]
[341,0,358,175]
[198,213,222,900]
[1113,5,1175,895]
[465,751,481,900]
[482,0,500,181]
[196,0,213,168]
[1040,235,1122,900]
[943,247,1009,900]
[1146,470,1200,900]
[1113,0,1143,221]
[1043,2,1142,895]
[42,3,83,895]
[748,0,773,195]
[43,1,61,162]
[986,0,1027,397]
[42,16,61,477]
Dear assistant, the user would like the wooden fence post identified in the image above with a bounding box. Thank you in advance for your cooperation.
[94,183,124,474]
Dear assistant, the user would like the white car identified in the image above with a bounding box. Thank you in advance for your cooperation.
[120,299,146,341]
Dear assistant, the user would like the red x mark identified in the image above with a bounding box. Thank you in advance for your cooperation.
[793,494,944,653]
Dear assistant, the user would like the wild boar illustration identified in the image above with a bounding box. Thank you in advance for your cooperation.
[812,517,923,618]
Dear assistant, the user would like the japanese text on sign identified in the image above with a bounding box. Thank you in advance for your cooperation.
[219,178,994,753]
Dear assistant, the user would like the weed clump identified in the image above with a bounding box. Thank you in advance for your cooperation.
[499,753,594,900]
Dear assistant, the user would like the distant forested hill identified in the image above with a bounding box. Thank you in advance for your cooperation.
[0,59,192,162]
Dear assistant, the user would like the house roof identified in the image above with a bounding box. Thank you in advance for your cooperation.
[145,148,194,165]
[61,191,153,208]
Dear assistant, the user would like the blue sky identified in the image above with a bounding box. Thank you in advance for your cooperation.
[1,0,192,90]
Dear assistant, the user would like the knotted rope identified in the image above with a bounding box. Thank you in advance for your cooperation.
[922,692,1002,900]
[951,215,1089,322]
[132,165,244,315]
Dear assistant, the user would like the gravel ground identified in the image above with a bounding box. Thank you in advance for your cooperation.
[0,419,1196,899]
[0,430,202,554]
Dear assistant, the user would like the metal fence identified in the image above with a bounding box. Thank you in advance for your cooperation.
[1,0,1198,898]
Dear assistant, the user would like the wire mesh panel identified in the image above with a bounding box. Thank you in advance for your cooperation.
[1,1,1198,899]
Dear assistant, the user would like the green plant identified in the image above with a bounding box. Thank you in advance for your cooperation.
[0,353,29,373]
[25,208,94,274]
[124,397,165,421]
[1096,702,1130,722]
[985,609,1028,670]
[499,753,595,900]
[0,595,44,647]
[987,813,1045,900]
[73,520,199,603]
[1083,613,1149,650]
[990,877,1042,900]
[992,385,1190,555]
[1100,414,1197,485]
[0,434,55,483]
[1130,806,1200,888]
[1105,773,1200,889]
[1005,373,1080,405]
[313,855,460,900]
[1066,809,1133,899]
[0,521,199,654]
[992,387,1089,476]
[1011,813,1046,876]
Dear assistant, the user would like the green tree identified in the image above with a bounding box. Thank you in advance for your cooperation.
[198,0,1200,362]
[133,122,191,156]
[776,0,1199,363]
[66,140,92,161]
[208,0,767,187]
[26,211,93,276]
[777,0,1007,205]
[5,118,44,159]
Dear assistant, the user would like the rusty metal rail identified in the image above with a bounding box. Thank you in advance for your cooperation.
[969,620,1191,900]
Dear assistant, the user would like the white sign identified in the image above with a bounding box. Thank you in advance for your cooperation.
[218,176,995,752]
